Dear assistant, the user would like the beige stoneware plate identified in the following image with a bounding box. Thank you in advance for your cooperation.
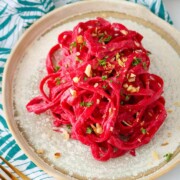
[2,0,180,180]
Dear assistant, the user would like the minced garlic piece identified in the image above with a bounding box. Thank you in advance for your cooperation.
[152,151,159,160]
[36,149,44,154]
[69,89,77,97]
[127,85,133,92]
[109,108,113,116]
[73,77,80,83]
[96,99,100,104]
[134,41,140,47]
[85,64,92,77]
[116,53,120,60]
[62,129,70,140]
[128,77,136,82]
[120,30,128,35]
[130,73,136,78]
[94,83,99,88]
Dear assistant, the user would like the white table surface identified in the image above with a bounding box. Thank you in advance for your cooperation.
[158,1,180,180]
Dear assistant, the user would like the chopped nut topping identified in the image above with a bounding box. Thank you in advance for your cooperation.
[91,123,103,135]
[128,77,136,82]
[161,142,169,146]
[116,53,120,60]
[36,149,44,154]
[76,52,80,56]
[123,83,128,88]
[127,85,133,92]
[152,151,159,160]
[120,30,128,35]
[77,35,83,43]
[167,132,172,137]
[122,57,128,62]
[73,77,80,83]
[167,109,173,113]
[54,152,61,158]
[148,112,153,117]
[62,129,70,140]
[69,89,77,97]
[174,102,180,107]
[94,83,99,88]
[130,73,136,78]
[96,99,100,104]
[117,59,125,67]
[134,41,140,47]
[109,108,113,116]
[85,64,92,77]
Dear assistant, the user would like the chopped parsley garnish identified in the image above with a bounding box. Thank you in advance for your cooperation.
[80,41,86,50]
[99,58,106,66]
[164,153,173,162]
[142,62,147,70]
[54,66,60,72]
[55,77,61,85]
[66,124,72,129]
[104,35,112,43]
[141,128,147,134]
[102,85,107,89]
[86,127,93,134]
[132,57,141,66]
[70,41,77,53]
[120,101,124,105]
[80,101,93,107]
[110,79,113,83]
[76,56,83,63]
[125,95,130,101]
[102,75,107,80]
[84,77,88,81]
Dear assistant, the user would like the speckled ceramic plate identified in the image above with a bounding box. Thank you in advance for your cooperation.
[2,0,180,180]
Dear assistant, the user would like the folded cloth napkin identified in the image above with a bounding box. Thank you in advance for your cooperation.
[0,0,172,179]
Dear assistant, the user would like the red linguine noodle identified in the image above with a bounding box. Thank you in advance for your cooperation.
[26,18,167,161]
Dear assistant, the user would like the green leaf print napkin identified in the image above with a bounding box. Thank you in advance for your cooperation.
[0,0,172,179]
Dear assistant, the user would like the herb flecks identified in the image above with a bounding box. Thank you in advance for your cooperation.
[132,57,141,66]
[102,75,108,81]
[66,124,72,130]
[75,56,83,63]
[102,85,108,89]
[164,153,173,162]
[54,66,60,72]
[99,58,106,66]
[70,41,77,53]
[80,101,93,107]
[141,128,147,134]
[86,127,93,134]
[55,77,61,85]
[104,35,112,43]
[142,62,147,70]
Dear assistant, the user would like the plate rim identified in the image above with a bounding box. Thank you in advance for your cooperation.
[2,0,180,179]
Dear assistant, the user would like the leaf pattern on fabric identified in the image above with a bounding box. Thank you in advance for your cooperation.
[0,0,173,179]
